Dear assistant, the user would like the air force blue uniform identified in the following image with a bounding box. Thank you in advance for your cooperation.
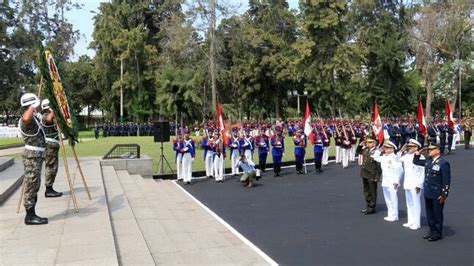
[413,155,451,240]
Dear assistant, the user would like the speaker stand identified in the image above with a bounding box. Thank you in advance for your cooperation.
[157,141,173,174]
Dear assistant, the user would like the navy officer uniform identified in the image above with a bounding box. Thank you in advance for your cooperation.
[413,143,451,241]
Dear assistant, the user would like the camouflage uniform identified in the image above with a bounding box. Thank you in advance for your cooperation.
[19,114,46,209]
[42,118,60,187]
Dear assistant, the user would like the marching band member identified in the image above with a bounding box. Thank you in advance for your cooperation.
[201,128,215,179]
[322,124,331,166]
[240,128,254,161]
[257,126,270,173]
[181,128,195,185]
[311,128,324,173]
[172,129,184,181]
[271,126,285,177]
[213,131,226,183]
[341,125,351,169]
[228,127,241,176]
[293,129,306,175]
[334,124,342,164]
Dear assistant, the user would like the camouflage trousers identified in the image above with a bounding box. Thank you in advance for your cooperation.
[44,145,60,187]
[22,150,44,210]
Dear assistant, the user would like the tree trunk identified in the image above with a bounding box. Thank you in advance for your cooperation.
[425,79,433,122]
[87,105,91,128]
[275,96,280,119]
[209,0,217,115]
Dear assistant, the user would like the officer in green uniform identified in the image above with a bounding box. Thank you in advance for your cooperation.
[18,93,52,225]
[40,99,63,198]
[358,136,382,215]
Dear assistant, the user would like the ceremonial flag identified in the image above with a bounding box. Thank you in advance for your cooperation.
[216,102,227,144]
[304,99,313,138]
[417,99,427,135]
[445,100,454,129]
[371,101,384,144]
[37,41,78,144]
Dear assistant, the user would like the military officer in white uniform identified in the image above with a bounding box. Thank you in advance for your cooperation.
[374,140,403,222]
[397,139,425,230]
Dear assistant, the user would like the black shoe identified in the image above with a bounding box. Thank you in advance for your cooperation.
[188,181,193,185]
[423,234,432,239]
[428,236,441,242]
[360,209,368,214]
[317,169,323,173]
[24,207,48,225]
[365,210,375,215]
[45,186,63,198]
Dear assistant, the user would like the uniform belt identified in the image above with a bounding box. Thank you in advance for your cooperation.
[24,145,46,152]
[46,138,60,144]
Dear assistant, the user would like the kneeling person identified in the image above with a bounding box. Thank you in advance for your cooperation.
[236,155,257,188]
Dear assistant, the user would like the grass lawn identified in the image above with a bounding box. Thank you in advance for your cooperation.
[0,137,23,148]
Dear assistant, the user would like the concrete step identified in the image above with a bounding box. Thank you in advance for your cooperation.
[0,160,23,204]
[0,158,118,265]
[127,173,268,265]
[102,166,155,265]
[0,157,14,172]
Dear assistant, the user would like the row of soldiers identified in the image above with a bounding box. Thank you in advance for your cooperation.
[172,116,471,184]
[94,122,156,138]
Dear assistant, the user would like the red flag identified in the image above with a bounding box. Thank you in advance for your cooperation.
[371,101,384,143]
[304,99,313,138]
[445,100,454,129]
[216,102,227,144]
[417,99,427,135]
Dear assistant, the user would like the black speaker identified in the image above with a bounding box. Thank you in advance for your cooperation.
[153,121,170,142]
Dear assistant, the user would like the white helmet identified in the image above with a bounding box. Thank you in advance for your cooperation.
[20,93,40,107]
[41,99,50,110]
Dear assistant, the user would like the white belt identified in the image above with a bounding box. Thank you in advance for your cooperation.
[46,138,60,144]
[24,145,46,152]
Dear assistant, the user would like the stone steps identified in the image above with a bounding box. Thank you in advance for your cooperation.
[0,158,23,204]
[102,166,155,265]
[0,157,14,172]
[0,158,118,265]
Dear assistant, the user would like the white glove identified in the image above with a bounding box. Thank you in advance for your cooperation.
[32,100,41,109]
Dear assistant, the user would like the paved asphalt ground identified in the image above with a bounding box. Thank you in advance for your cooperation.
[180,149,473,265]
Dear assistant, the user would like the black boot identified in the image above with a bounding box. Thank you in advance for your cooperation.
[45,186,63,198]
[25,207,48,225]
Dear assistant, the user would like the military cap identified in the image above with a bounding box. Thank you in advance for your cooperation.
[366,136,376,143]
[427,143,440,150]
[383,140,397,150]
[407,139,421,148]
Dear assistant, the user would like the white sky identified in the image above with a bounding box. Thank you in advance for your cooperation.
[68,0,299,60]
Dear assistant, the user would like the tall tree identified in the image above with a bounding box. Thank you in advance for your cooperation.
[297,0,363,117]
[351,0,418,116]
[409,0,471,120]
